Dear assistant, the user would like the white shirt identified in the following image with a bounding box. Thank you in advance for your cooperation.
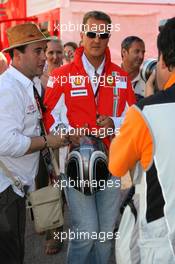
[0,66,41,196]
[82,53,125,129]
[82,53,105,94]
[132,72,145,97]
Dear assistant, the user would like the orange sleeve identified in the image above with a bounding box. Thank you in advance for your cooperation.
[109,106,153,176]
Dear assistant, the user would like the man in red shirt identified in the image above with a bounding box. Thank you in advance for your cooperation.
[44,11,135,264]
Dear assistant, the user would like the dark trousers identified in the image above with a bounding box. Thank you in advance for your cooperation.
[0,186,26,264]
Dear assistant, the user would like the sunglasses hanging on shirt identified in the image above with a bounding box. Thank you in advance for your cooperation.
[84,31,111,39]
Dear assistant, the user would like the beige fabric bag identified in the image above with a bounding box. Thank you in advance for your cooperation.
[27,185,63,232]
[0,160,64,233]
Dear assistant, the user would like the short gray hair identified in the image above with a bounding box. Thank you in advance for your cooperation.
[82,11,112,31]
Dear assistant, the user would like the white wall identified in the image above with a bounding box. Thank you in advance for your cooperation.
[27,0,69,16]
[60,0,175,64]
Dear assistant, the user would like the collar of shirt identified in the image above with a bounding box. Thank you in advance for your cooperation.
[33,76,42,96]
[132,72,141,84]
[131,71,145,96]
[164,72,175,90]
[82,53,105,94]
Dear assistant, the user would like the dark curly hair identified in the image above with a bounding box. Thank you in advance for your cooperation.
[157,17,175,70]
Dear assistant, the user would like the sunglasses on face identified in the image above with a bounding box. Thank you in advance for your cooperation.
[84,31,111,39]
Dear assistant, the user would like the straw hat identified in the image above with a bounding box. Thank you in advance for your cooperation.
[3,23,47,52]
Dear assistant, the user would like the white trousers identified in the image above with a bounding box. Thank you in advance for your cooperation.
[116,207,175,264]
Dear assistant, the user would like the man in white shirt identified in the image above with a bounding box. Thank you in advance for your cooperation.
[0,23,67,264]
[121,36,146,102]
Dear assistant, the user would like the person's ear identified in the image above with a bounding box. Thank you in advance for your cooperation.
[80,32,83,41]
[13,49,22,60]
[80,32,84,47]
[121,48,128,59]
[160,54,167,69]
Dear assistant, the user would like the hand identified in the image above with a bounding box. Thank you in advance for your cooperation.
[64,50,74,62]
[46,133,69,149]
[96,115,114,138]
[145,70,156,97]
[68,50,74,59]
[69,123,89,145]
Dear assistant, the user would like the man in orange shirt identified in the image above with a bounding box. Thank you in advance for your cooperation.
[109,17,175,263]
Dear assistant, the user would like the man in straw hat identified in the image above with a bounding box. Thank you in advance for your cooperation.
[0,23,68,264]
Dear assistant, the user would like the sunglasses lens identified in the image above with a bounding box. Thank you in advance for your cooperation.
[86,32,96,38]
[100,33,110,39]
[85,32,110,39]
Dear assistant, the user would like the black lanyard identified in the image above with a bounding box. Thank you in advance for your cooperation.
[33,85,58,182]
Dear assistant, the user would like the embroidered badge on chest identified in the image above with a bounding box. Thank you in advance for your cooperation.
[71,75,85,88]
[70,89,88,97]
[106,75,114,86]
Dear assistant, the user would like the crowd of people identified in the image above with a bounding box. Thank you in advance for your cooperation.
[0,9,175,264]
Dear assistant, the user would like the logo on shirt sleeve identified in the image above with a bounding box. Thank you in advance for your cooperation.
[26,104,37,114]
[115,76,127,89]
[47,76,54,88]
